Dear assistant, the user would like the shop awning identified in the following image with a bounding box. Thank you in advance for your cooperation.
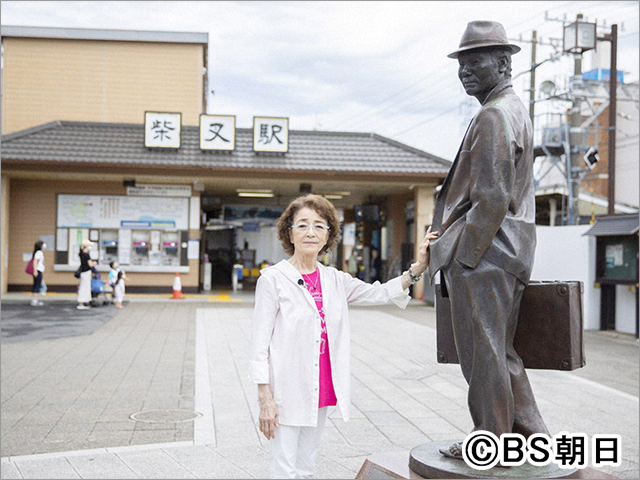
[583,214,639,236]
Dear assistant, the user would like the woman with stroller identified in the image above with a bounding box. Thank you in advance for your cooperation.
[77,240,96,310]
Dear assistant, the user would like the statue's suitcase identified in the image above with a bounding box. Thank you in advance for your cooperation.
[436,280,585,370]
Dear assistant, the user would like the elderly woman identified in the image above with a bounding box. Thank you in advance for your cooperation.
[250,194,438,479]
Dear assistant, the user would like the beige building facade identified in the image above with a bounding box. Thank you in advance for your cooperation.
[1,26,448,300]
[1,26,207,134]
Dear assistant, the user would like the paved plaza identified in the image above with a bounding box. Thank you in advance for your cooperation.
[1,292,638,479]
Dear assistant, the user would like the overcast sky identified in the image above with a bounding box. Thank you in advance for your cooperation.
[2,1,638,160]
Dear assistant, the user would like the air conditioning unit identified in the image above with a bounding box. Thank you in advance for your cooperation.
[541,127,566,156]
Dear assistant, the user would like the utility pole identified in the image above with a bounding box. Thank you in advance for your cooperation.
[567,15,585,225]
[511,30,560,129]
[607,24,618,215]
[529,30,537,127]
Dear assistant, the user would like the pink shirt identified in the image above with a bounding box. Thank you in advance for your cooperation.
[302,269,337,408]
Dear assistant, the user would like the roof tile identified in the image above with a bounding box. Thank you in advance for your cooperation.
[2,121,451,176]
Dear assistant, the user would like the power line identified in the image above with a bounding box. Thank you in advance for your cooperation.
[338,4,588,133]
[339,69,459,131]
[362,87,462,130]
[390,103,462,138]
[333,72,439,129]
[348,79,464,134]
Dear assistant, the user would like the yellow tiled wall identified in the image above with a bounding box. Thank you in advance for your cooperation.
[2,37,205,133]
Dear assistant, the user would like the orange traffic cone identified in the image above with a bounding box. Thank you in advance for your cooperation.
[172,272,183,299]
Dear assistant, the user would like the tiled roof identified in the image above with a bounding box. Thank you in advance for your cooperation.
[583,214,639,236]
[1,121,451,177]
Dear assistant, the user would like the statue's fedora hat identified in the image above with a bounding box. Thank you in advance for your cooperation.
[448,21,521,59]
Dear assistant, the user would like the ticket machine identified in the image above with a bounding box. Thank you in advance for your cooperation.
[162,232,181,266]
[131,230,150,265]
[100,229,119,265]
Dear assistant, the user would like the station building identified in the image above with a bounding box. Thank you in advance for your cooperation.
[1,26,450,299]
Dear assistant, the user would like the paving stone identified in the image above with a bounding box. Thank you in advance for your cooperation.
[85,431,134,446]
[0,461,23,479]
[407,415,467,436]
[32,441,87,456]
[2,301,638,479]
[115,450,195,479]
[87,422,135,432]
[329,454,371,475]
[315,453,359,479]
[11,458,81,479]
[65,453,139,479]
[128,431,177,446]
[162,445,250,479]
[363,411,411,426]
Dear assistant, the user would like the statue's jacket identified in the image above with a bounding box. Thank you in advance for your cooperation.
[429,80,536,285]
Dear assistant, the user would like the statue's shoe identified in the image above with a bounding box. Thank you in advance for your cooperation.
[438,441,463,460]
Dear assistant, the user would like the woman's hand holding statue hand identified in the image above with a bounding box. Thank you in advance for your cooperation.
[258,384,279,440]
[411,226,440,277]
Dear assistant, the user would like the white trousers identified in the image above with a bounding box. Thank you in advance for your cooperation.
[269,407,328,479]
[77,270,92,303]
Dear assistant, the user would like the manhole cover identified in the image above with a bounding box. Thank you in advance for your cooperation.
[129,409,202,423]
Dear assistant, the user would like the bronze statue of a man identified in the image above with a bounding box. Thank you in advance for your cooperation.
[428,21,549,459]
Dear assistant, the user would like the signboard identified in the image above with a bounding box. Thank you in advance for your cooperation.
[56,228,68,251]
[187,239,200,259]
[343,222,356,246]
[223,205,284,222]
[253,116,289,153]
[126,184,192,197]
[144,112,182,149]
[583,147,599,170]
[596,235,639,284]
[242,222,261,232]
[38,235,55,251]
[200,114,236,151]
[57,194,189,230]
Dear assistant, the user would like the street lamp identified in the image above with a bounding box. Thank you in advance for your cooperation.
[562,14,597,225]
[563,16,597,54]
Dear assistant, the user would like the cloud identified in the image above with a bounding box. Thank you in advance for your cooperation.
[1,0,638,160]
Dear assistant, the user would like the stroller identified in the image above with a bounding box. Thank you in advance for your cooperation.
[90,271,109,306]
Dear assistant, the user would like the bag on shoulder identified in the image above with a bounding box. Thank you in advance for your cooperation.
[25,258,34,275]
[74,267,82,279]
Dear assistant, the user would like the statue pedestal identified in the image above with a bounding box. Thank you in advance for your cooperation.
[356,441,618,479]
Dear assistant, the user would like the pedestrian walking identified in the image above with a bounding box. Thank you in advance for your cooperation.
[113,270,126,309]
[370,247,382,283]
[77,239,96,310]
[29,240,46,306]
[249,194,438,479]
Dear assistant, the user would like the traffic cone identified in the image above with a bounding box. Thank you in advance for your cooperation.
[172,272,183,299]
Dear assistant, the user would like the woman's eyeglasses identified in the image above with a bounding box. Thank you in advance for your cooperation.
[290,223,330,234]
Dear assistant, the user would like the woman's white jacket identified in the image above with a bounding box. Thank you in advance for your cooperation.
[249,259,411,427]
